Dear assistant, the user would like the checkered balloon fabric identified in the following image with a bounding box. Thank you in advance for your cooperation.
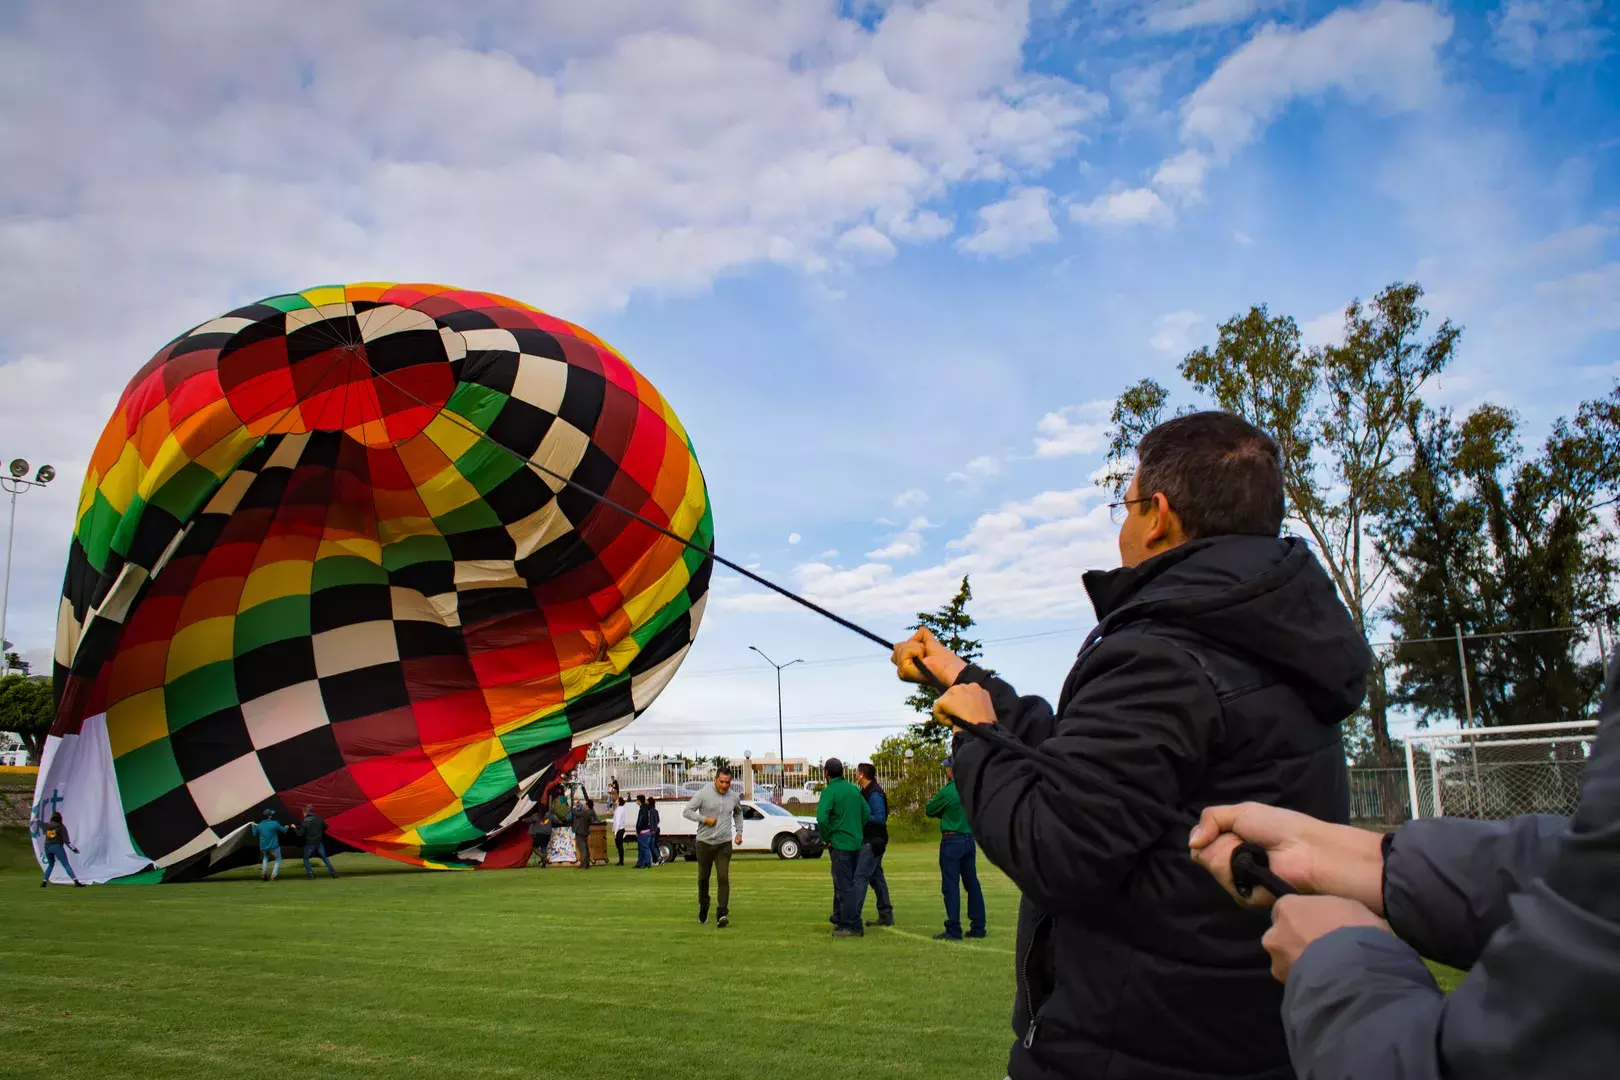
[47,284,712,878]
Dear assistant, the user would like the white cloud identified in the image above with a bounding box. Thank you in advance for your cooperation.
[1033,402,1111,458]
[1536,262,1620,333]
[788,532,802,545]
[1491,0,1611,70]
[1151,148,1210,200]
[866,538,922,559]
[956,186,1060,257]
[1069,186,1173,226]
[1089,1,1454,228]
[1300,305,1347,347]
[1144,0,1286,33]
[865,515,936,560]
[0,0,1114,652]
[1180,1,1452,159]
[885,209,956,241]
[724,486,1118,619]
[1110,60,1173,125]
[815,548,839,559]
[1233,230,1254,244]
[894,488,930,509]
[836,225,899,261]
[946,454,1004,485]
[1149,310,1206,354]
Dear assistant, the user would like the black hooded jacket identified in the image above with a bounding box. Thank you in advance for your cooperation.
[950,535,1370,1080]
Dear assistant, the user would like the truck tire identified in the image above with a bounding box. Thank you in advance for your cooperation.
[657,839,676,864]
[775,835,801,860]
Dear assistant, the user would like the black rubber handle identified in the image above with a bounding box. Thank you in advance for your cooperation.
[1230,841,1299,899]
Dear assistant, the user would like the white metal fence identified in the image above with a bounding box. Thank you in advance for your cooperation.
[570,751,943,809]
[1405,721,1598,820]
[569,724,1600,824]
[1347,767,1410,823]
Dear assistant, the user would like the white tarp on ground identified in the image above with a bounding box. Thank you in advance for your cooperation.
[30,713,152,883]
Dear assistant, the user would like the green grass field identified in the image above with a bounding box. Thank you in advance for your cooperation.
[0,828,1461,1079]
[1,833,1023,1079]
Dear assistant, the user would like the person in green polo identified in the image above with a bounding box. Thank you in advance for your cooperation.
[816,757,870,937]
[925,758,986,940]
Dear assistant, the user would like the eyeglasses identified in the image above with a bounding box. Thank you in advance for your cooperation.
[1107,497,1154,524]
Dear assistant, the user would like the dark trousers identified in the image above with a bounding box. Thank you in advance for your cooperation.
[829,847,861,931]
[853,842,892,924]
[303,842,337,877]
[574,830,592,867]
[696,840,732,913]
[636,830,653,867]
[940,834,986,937]
[614,829,627,864]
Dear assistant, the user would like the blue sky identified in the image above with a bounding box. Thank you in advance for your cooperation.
[0,0,1616,760]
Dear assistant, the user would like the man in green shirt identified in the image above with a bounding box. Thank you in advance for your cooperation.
[816,758,870,937]
[925,758,986,940]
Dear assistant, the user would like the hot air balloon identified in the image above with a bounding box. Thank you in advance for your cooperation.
[33,283,711,881]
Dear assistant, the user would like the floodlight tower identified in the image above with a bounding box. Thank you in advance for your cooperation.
[1,458,55,677]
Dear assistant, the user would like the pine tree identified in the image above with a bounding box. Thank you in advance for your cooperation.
[905,576,990,744]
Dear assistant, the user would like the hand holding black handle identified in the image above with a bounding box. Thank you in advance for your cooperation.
[1229,841,1299,900]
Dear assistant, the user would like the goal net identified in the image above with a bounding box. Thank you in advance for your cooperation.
[1405,721,1598,820]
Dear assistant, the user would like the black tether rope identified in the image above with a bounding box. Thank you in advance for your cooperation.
[357,334,1294,899]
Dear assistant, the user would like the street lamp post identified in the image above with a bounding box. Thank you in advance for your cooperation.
[749,646,802,792]
[1,458,55,678]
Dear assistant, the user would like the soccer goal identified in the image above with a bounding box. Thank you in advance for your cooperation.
[1405,721,1599,820]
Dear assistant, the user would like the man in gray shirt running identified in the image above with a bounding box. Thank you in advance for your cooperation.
[684,769,744,928]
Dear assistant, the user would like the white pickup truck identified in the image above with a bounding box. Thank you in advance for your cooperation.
[650,797,825,862]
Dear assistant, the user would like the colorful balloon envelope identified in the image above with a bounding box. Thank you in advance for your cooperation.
[35,284,712,881]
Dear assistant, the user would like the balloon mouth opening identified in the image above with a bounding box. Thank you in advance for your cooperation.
[218,304,457,449]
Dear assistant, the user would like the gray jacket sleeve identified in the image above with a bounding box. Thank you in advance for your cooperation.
[1282,659,1620,1080]
[1382,814,1567,969]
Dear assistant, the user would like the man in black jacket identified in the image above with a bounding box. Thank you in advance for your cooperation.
[852,762,894,928]
[299,805,338,879]
[893,411,1370,1080]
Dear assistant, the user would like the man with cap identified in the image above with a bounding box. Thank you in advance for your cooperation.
[925,757,985,940]
[815,757,870,937]
[299,804,338,879]
[251,808,292,882]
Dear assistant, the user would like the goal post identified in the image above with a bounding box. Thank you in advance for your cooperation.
[1405,721,1599,820]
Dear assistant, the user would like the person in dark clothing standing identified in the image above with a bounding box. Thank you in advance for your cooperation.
[647,798,663,864]
[1188,651,1620,1080]
[894,411,1370,1080]
[299,805,338,879]
[816,757,870,937]
[925,758,984,940]
[527,804,553,868]
[634,795,654,868]
[851,762,893,928]
[35,812,85,887]
[571,796,598,869]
